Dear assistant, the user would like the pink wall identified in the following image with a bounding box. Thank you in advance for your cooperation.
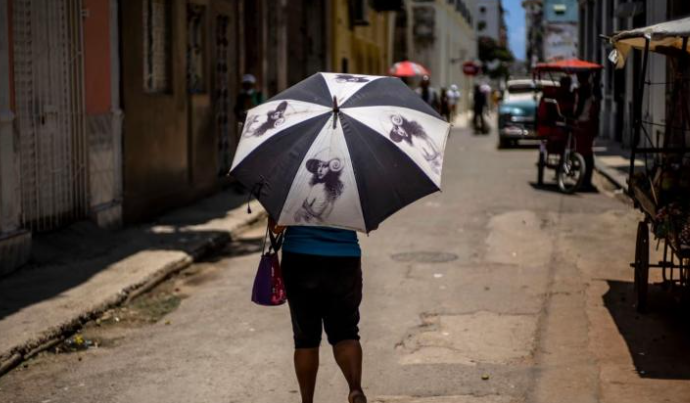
[83,0,111,115]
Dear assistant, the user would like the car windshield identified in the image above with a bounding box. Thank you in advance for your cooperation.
[507,84,538,95]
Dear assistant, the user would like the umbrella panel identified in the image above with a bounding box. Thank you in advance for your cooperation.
[279,116,366,231]
[339,114,439,231]
[231,113,331,220]
[231,100,330,172]
[341,105,449,188]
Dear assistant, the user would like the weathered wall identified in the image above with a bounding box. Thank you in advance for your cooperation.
[331,0,392,75]
[122,0,256,223]
[83,0,122,228]
[408,0,476,111]
[0,0,31,275]
[121,0,195,222]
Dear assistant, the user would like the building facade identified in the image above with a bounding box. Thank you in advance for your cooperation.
[1,0,122,274]
[578,0,689,146]
[523,0,544,68]
[0,0,331,275]
[543,0,578,61]
[406,0,477,111]
[121,0,330,223]
[330,0,399,75]
[475,0,501,43]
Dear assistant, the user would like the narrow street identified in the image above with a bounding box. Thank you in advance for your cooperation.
[2,126,690,403]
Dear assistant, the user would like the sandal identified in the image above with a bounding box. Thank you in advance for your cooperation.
[348,390,367,403]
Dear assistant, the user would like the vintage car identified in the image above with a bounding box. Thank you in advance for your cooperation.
[497,79,558,148]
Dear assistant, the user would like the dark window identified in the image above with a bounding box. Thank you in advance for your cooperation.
[480,6,486,14]
[352,0,370,26]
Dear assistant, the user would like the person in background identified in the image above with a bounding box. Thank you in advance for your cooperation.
[269,217,367,403]
[480,83,492,112]
[472,84,487,134]
[574,72,600,190]
[234,74,264,124]
[492,89,502,112]
[556,76,576,118]
[446,84,461,122]
[439,88,451,122]
[415,75,441,113]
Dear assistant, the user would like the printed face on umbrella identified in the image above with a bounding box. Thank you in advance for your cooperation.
[293,151,346,224]
[388,114,442,174]
[335,74,370,83]
[244,101,289,137]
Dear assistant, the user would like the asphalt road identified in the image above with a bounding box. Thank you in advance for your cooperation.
[2,127,690,403]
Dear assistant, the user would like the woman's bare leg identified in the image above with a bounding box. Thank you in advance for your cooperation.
[333,340,366,402]
[294,348,319,403]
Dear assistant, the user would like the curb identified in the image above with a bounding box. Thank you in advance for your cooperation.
[594,158,628,193]
[0,201,266,377]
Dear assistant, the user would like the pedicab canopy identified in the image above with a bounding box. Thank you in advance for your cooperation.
[609,16,690,69]
[533,58,604,74]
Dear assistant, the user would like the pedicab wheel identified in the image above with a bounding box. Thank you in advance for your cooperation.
[634,221,649,313]
[537,150,545,185]
[557,152,585,193]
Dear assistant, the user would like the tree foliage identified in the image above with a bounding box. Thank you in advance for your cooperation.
[478,36,515,79]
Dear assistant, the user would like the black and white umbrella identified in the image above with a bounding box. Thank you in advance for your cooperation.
[230,72,451,233]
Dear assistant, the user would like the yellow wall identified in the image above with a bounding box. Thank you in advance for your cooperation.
[331,1,392,75]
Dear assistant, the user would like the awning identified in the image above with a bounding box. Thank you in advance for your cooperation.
[609,16,690,68]
[533,58,604,73]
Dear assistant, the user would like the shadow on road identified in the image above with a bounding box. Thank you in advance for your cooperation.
[205,235,265,263]
[0,188,248,322]
[603,280,690,380]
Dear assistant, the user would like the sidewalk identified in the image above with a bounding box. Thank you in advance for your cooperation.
[0,189,266,375]
[593,138,646,192]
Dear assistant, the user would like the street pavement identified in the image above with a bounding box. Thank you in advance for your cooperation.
[2,126,690,403]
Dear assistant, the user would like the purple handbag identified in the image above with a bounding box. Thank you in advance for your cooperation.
[251,225,286,306]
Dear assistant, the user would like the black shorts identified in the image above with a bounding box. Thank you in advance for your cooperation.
[282,252,363,349]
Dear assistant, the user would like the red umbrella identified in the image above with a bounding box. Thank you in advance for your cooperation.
[389,60,430,77]
[533,58,604,73]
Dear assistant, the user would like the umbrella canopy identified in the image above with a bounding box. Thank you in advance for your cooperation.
[610,16,690,68]
[230,72,450,233]
[533,58,604,73]
[389,61,430,77]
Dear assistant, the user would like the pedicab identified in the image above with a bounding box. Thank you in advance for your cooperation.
[533,59,603,193]
[609,17,690,312]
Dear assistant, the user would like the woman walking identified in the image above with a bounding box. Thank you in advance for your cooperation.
[270,219,366,403]
[229,73,450,402]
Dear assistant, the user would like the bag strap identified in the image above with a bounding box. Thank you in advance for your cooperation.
[268,226,284,252]
[262,221,284,255]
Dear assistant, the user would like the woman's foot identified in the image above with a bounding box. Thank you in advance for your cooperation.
[348,389,367,403]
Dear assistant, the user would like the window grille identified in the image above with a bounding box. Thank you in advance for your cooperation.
[187,4,206,94]
[143,0,171,93]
